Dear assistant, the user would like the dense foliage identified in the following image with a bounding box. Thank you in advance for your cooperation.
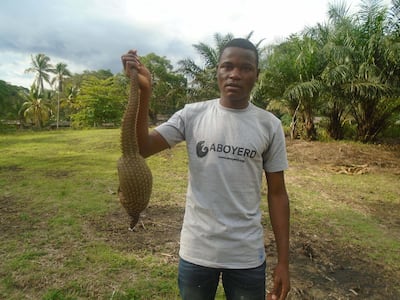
[0,80,28,121]
[1,0,399,141]
[261,0,400,142]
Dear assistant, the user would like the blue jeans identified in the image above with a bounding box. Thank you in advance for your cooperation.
[178,258,266,300]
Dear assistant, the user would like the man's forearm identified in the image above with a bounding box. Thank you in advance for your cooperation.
[268,193,290,264]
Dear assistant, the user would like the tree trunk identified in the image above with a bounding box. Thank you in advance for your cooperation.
[290,101,301,140]
[304,114,317,141]
[328,109,344,140]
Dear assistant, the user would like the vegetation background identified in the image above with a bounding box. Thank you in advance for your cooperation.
[1,1,399,143]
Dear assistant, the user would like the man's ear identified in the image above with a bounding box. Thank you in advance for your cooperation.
[256,68,260,79]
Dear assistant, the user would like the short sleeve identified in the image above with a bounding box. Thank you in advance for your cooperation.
[154,109,186,147]
[262,121,288,173]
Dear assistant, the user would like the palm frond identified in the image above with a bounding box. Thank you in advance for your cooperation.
[284,79,322,101]
[193,43,218,68]
[346,80,389,98]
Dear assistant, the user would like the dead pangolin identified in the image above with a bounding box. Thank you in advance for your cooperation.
[117,67,152,230]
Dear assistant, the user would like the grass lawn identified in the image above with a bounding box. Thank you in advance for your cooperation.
[0,129,399,299]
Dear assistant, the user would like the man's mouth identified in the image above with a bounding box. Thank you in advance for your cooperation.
[225,83,241,89]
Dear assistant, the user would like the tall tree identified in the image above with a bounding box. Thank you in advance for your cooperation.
[71,74,126,128]
[261,0,400,142]
[319,1,355,140]
[20,85,53,128]
[140,53,187,123]
[286,35,325,140]
[347,0,398,141]
[259,37,304,138]
[51,62,72,128]
[0,80,28,120]
[24,54,54,96]
[261,34,325,140]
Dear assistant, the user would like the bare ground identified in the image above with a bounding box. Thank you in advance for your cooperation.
[282,140,400,299]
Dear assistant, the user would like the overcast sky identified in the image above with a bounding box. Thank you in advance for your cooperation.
[0,0,392,88]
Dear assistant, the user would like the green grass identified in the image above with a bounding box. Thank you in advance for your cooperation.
[0,129,182,299]
[1,129,399,299]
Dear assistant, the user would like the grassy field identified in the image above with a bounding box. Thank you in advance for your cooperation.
[1,129,399,299]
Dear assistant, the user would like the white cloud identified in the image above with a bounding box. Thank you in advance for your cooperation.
[0,51,32,87]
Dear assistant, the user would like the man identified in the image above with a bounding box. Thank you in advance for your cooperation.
[121,38,290,300]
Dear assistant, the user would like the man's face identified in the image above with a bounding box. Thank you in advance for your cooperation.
[217,46,259,108]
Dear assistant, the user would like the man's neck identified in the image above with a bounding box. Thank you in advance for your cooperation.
[219,97,250,109]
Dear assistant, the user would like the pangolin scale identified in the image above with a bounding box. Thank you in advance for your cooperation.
[117,68,152,229]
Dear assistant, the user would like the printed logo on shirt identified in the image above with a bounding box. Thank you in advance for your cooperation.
[196,140,257,162]
[196,141,209,158]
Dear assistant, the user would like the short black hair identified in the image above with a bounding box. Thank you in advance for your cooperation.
[219,38,259,67]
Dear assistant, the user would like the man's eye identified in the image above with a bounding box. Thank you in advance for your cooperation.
[242,65,253,72]
[221,64,233,70]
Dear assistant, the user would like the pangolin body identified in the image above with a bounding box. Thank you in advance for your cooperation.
[117,68,152,229]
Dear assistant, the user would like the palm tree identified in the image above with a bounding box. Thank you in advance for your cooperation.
[24,54,54,96]
[260,37,304,139]
[178,33,233,101]
[259,0,399,142]
[264,34,325,140]
[51,62,72,128]
[302,0,398,142]
[318,1,355,140]
[20,85,53,128]
[346,0,396,141]
[290,34,326,140]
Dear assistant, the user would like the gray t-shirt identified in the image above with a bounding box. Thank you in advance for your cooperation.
[155,99,288,269]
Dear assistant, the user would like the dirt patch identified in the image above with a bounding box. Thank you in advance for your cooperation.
[0,195,20,237]
[286,139,400,175]
[86,205,184,264]
[279,230,398,299]
[282,140,400,299]
[84,200,400,299]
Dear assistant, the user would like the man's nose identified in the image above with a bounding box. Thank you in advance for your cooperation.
[228,67,241,79]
